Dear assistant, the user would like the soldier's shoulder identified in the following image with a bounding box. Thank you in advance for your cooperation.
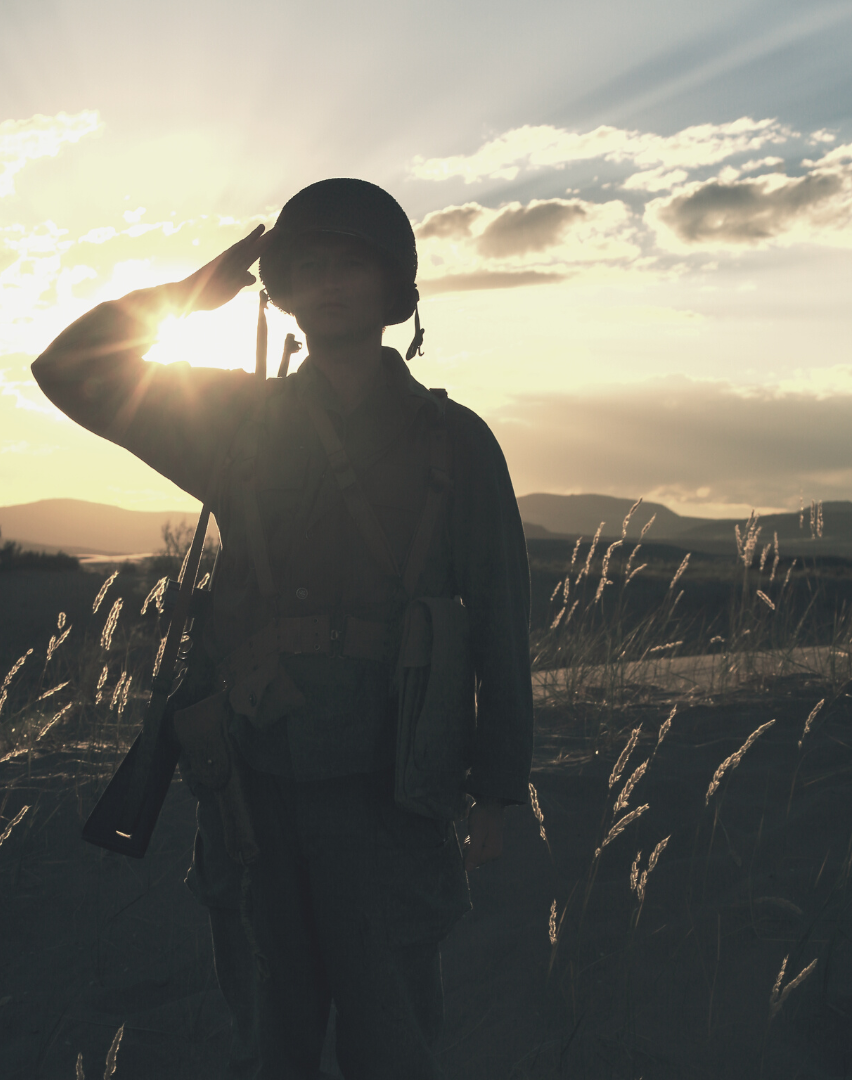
[441,396,500,447]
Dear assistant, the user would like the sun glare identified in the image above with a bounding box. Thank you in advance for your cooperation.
[143,290,303,373]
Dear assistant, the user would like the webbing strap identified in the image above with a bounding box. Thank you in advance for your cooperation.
[298,388,401,582]
[402,427,451,597]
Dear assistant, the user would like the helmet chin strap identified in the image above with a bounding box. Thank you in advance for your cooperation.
[405,289,425,361]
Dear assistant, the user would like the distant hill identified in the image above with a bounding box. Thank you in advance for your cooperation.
[516,493,704,539]
[3,494,850,560]
[0,498,215,556]
[518,494,852,558]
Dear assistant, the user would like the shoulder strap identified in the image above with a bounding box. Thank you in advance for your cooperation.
[402,425,452,597]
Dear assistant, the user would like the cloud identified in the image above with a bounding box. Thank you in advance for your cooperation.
[419,270,567,294]
[415,205,481,240]
[409,117,792,184]
[488,376,852,511]
[413,197,638,293]
[0,111,102,198]
[647,155,852,251]
[477,200,586,257]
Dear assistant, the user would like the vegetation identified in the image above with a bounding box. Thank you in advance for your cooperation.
[0,527,80,571]
[0,502,850,1076]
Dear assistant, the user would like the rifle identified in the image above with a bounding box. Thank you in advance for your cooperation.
[81,290,278,858]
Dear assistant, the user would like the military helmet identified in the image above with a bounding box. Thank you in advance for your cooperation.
[259,178,419,326]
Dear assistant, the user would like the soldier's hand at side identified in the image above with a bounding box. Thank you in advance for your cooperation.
[169,225,274,314]
[463,798,504,871]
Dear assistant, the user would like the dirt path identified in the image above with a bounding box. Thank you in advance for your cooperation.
[2,677,851,1079]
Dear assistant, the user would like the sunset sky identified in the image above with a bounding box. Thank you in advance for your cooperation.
[2,0,851,521]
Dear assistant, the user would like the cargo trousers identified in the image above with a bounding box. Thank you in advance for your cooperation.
[182,748,472,1080]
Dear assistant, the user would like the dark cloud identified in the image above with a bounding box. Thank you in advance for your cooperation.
[415,205,481,240]
[659,172,844,244]
[419,270,567,294]
[477,200,586,257]
[487,377,852,508]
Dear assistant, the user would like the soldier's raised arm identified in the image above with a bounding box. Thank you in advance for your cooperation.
[31,226,273,502]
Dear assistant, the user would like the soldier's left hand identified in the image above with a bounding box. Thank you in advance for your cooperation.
[463,798,504,871]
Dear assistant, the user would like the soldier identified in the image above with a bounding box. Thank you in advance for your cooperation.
[31,179,534,1080]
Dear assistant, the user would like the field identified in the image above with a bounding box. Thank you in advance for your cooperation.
[1,512,851,1079]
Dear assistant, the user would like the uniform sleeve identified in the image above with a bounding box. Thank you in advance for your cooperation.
[30,286,257,503]
[450,404,534,808]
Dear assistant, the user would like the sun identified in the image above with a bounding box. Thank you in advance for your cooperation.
[143,289,303,374]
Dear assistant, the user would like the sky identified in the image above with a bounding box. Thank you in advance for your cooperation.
[2,0,852,521]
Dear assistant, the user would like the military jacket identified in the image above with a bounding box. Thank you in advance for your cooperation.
[31,288,535,805]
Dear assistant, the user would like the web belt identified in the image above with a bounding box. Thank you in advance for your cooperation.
[217,613,391,689]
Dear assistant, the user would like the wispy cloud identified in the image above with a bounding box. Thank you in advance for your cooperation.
[409,118,793,184]
[0,111,102,198]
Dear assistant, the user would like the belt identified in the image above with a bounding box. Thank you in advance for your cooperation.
[217,614,393,688]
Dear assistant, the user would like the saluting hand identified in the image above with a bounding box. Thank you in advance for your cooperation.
[463,797,505,871]
[170,224,275,314]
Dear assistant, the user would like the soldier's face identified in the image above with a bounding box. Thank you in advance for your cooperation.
[286,233,393,343]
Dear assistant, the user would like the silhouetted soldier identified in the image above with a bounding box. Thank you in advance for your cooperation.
[32,179,534,1080]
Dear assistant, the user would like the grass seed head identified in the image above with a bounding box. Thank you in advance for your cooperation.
[705,720,775,805]
[0,805,29,847]
[769,956,817,1020]
[757,590,776,611]
[548,899,558,945]
[640,513,656,540]
[798,698,824,749]
[613,759,648,814]
[100,598,124,651]
[92,570,119,614]
[595,804,649,859]
[609,726,641,789]
[669,553,690,590]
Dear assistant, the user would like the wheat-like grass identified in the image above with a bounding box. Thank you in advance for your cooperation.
[0,649,34,718]
[655,705,677,751]
[609,727,641,789]
[0,805,29,847]
[549,579,564,603]
[579,523,604,583]
[94,664,109,705]
[45,625,71,664]
[152,634,167,678]
[36,680,70,702]
[57,611,66,630]
[110,672,128,711]
[705,720,775,805]
[757,590,775,611]
[548,899,557,945]
[630,835,671,905]
[613,759,648,814]
[103,1022,124,1077]
[626,562,647,584]
[141,575,168,615]
[37,702,73,741]
[76,1050,85,1079]
[798,698,824,749]
[118,673,133,716]
[594,804,649,859]
[759,543,771,572]
[595,540,623,602]
[769,956,817,1020]
[622,498,642,539]
[669,554,690,590]
[647,640,683,655]
[92,570,119,614]
[100,598,124,651]
[782,560,796,590]
[529,781,547,842]
[640,514,656,540]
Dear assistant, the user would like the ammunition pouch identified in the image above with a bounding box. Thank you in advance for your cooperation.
[173,690,259,866]
[395,596,476,823]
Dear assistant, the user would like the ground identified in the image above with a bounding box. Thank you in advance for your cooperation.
[2,673,851,1079]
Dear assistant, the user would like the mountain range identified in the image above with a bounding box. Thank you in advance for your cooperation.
[0,494,849,559]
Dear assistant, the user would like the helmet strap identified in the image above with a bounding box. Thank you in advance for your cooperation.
[405,293,425,361]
